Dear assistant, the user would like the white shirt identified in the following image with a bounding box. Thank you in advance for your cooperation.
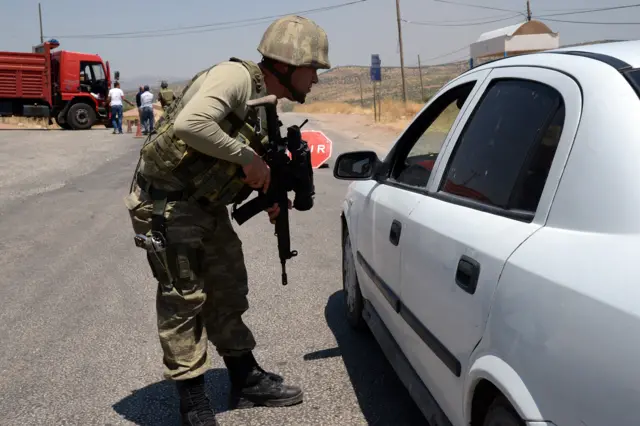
[140,91,154,108]
[108,88,124,106]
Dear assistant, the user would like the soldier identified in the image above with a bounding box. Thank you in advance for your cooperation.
[122,15,330,426]
[158,80,176,112]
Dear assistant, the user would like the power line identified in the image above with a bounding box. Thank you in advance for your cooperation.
[424,45,469,61]
[45,0,366,39]
[535,6,603,13]
[403,13,521,27]
[538,16,640,24]
[55,20,275,40]
[431,0,526,16]
[413,11,516,23]
[537,3,640,17]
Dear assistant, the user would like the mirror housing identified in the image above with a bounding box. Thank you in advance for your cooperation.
[333,150,382,180]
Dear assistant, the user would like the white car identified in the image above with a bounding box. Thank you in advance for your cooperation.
[334,40,640,426]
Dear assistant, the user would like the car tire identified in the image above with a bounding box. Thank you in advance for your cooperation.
[342,225,366,331]
[482,396,525,426]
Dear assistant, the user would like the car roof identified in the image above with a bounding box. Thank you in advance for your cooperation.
[465,39,640,74]
[551,39,640,68]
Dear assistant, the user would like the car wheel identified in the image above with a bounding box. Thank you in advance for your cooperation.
[483,396,525,426]
[342,225,366,330]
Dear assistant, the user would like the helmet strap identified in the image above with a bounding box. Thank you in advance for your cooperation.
[260,59,307,104]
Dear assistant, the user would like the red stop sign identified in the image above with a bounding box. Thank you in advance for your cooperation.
[302,130,333,168]
[285,130,333,168]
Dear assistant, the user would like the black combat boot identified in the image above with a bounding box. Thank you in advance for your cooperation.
[223,352,303,409]
[175,375,218,426]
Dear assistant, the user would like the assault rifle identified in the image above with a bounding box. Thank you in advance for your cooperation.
[231,94,315,286]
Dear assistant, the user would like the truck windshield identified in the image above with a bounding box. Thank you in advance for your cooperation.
[91,64,106,81]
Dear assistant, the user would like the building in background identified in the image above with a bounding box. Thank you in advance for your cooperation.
[469,19,560,68]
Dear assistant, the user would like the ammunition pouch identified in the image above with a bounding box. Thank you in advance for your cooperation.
[135,57,267,213]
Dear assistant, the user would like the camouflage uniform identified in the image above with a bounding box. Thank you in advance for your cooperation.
[158,81,176,112]
[125,58,268,380]
[123,14,330,426]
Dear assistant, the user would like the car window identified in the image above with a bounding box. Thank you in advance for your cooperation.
[391,82,476,189]
[439,78,565,214]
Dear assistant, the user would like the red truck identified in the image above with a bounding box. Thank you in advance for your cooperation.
[0,39,118,130]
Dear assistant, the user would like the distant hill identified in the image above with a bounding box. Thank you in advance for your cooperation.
[118,75,188,91]
[280,60,469,112]
[283,39,628,110]
[123,39,627,112]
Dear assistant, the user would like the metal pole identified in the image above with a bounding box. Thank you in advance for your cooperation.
[378,82,382,121]
[418,54,425,102]
[395,0,407,104]
[526,0,531,21]
[373,83,377,122]
[38,3,44,43]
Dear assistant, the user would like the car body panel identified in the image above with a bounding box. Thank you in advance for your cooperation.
[338,40,640,426]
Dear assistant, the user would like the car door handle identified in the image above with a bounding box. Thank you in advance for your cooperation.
[389,220,402,246]
[455,255,480,295]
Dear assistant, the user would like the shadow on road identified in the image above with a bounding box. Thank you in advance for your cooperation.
[112,368,230,426]
[304,290,427,426]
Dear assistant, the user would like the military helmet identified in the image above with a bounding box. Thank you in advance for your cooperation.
[258,15,330,69]
[160,80,168,89]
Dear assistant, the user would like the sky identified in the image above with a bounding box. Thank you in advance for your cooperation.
[2,0,639,88]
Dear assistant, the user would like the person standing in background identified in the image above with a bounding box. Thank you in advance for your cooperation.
[140,85,155,135]
[135,86,144,125]
[107,81,134,134]
[158,80,176,112]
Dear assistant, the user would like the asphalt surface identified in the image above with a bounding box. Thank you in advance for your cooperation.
[0,114,426,426]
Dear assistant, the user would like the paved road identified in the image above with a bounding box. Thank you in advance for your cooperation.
[0,114,425,426]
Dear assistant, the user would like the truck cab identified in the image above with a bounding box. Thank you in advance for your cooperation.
[48,44,112,129]
[0,39,115,130]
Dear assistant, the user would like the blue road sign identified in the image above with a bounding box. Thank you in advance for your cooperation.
[370,67,381,81]
[370,54,381,82]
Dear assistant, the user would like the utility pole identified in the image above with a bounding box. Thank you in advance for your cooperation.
[395,0,407,104]
[38,3,44,43]
[418,54,425,102]
[526,0,531,21]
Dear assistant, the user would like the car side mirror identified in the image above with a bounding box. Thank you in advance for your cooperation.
[114,71,120,80]
[333,150,381,180]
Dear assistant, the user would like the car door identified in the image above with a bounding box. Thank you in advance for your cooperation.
[355,69,492,355]
[398,66,582,424]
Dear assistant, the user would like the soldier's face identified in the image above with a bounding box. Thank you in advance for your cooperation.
[290,66,319,97]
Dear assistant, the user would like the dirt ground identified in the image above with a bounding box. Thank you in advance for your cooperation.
[300,112,408,153]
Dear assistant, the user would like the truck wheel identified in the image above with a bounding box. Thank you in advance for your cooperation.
[483,396,525,426]
[67,103,96,130]
[54,116,72,130]
[342,225,366,331]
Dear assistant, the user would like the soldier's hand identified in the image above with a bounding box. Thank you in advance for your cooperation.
[242,153,271,193]
[266,200,293,224]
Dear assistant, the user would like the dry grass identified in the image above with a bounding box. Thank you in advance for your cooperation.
[295,99,423,121]
[0,116,59,129]
[279,60,470,131]
[293,96,463,134]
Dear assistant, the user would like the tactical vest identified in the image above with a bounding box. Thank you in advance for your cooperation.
[159,88,175,106]
[137,58,268,207]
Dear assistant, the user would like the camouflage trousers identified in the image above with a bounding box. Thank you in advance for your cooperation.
[124,183,256,381]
